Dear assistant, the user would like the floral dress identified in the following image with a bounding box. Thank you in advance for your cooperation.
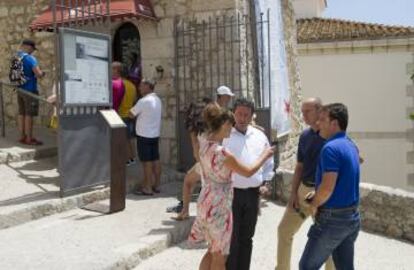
[189,139,233,255]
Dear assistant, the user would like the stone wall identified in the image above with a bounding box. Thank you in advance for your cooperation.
[0,0,55,127]
[277,0,303,171]
[131,0,303,167]
[274,170,414,243]
[0,0,303,169]
[134,0,237,166]
[0,0,237,167]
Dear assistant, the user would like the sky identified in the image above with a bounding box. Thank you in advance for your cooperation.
[323,0,414,27]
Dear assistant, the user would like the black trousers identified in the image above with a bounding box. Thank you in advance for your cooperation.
[226,187,260,270]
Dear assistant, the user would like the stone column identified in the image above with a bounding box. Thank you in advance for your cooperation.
[407,54,414,187]
[277,0,303,171]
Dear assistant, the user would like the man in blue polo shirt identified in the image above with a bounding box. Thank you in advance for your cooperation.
[300,103,360,270]
[16,39,45,145]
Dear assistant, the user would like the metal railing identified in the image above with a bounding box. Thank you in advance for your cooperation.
[0,80,53,138]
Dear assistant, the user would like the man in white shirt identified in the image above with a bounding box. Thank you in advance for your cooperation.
[224,98,275,270]
[129,79,162,195]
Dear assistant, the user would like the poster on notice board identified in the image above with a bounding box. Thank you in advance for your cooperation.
[60,28,111,106]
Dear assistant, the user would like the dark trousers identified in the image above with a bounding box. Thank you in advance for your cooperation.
[226,187,260,270]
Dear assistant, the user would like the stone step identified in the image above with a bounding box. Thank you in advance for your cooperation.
[0,156,184,230]
[0,182,193,270]
[0,145,57,164]
[0,127,57,164]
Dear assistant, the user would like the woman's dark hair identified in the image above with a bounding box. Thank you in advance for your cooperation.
[185,97,213,135]
[321,103,349,131]
[203,103,235,133]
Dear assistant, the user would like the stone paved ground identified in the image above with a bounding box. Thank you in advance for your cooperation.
[0,182,191,270]
[1,128,413,269]
[0,157,59,205]
[137,200,414,270]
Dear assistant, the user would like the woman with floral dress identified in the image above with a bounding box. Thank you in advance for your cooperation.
[189,103,275,270]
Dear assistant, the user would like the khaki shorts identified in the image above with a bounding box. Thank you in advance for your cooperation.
[18,92,39,116]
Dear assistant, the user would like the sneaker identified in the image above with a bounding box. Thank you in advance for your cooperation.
[126,159,136,166]
[166,201,183,213]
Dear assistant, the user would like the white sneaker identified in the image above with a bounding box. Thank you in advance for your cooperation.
[126,159,136,166]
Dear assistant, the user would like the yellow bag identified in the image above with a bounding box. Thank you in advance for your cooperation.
[49,115,58,129]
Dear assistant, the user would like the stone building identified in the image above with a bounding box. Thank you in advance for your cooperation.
[293,0,414,191]
[0,0,303,171]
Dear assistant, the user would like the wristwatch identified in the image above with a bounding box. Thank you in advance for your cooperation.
[261,180,272,187]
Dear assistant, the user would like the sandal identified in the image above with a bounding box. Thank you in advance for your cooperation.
[24,138,43,146]
[133,190,153,196]
[18,136,26,144]
[152,187,161,194]
[172,212,189,221]
[166,201,183,213]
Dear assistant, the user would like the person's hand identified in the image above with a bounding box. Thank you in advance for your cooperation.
[304,191,315,202]
[46,94,57,105]
[259,184,272,197]
[309,204,318,217]
[288,192,299,210]
[304,191,317,216]
[262,145,276,159]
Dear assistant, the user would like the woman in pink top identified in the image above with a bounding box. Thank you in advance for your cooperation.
[112,62,125,112]
[189,103,275,270]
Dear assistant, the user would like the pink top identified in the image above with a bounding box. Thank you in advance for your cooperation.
[189,138,234,255]
[112,78,125,112]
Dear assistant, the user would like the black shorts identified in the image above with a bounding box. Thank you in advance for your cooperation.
[17,91,39,116]
[137,136,160,162]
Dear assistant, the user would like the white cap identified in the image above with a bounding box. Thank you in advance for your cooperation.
[216,85,234,96]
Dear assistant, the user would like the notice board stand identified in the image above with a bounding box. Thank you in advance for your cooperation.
[58,28,113,197]
[101,110,127,213]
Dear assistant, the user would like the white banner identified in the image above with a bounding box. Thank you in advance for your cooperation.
[255,0,291,137]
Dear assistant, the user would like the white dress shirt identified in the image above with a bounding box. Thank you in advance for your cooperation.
[130,92,162,138]
[223,126,275,189]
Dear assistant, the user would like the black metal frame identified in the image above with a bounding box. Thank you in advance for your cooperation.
[174,11,272,171]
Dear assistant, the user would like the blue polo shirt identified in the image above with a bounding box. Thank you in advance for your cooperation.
[297,128,325,184]
[316,132,360,208]
[17,50,38,93]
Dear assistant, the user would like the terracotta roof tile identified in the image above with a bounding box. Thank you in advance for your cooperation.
[297,17,414,43]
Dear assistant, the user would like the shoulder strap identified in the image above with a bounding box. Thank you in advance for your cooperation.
[16,52,28,61]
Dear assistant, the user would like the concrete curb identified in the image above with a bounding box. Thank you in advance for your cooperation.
[0,146,57,164]
[0,188,109,229]
[0,168,184,230]
[108,218,194,270]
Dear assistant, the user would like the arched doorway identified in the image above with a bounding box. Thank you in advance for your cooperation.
[113,22,141,88]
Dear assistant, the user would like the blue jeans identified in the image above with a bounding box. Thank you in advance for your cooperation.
[299,208,360,270]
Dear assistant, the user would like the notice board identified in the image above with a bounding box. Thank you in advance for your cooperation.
[60,28,111,106]
[58,28,112,196]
